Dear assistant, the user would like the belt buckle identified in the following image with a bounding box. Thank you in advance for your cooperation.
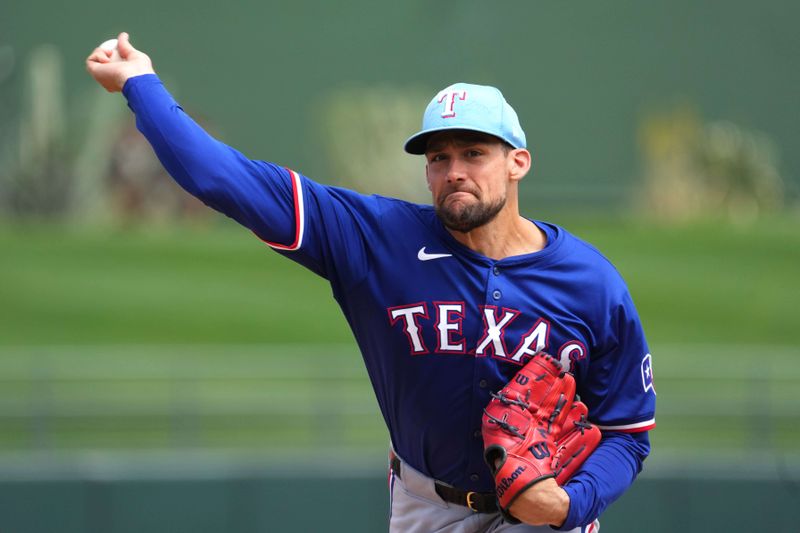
[466,491,478,512]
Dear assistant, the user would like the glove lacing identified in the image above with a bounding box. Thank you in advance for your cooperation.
[483,410,526,440]
[490,390,531,410]
[573,414,593,435]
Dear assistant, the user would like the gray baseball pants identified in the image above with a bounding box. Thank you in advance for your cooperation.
[388,453,599,533]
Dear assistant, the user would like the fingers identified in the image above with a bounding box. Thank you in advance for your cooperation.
[85,46,121,92]
[117,31,134,59]
[85,48,111,77]
[85,55,108,81]
[86,47,110,64]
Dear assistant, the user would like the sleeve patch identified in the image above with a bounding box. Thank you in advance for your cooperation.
[641,353,655,394]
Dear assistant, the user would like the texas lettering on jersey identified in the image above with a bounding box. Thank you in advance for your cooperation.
[388,301,587,371]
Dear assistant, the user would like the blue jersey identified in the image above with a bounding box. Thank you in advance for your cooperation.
[123,74,656,529]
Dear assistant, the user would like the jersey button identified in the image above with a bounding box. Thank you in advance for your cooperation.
[479,379,488,388]
[492,289,501,300]
[473,429,482,438]
[470,473,480,482]
[493,266,500,276]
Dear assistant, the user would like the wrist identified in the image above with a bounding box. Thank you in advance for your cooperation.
[548,486,570,527]
[507,478,571,527]
[120,67,154,87]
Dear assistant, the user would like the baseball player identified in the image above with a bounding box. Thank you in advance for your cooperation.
[86,33,656,532]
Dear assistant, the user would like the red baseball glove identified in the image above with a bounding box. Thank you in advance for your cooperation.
[482,353,601,522]
[482,353,575,519]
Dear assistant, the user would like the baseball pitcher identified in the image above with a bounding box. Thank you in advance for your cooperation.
[86,33,656,532]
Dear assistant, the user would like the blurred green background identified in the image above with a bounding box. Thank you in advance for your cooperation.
[1,1,799,532]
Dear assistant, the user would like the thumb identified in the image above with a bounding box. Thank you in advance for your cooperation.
[117,31,135,59]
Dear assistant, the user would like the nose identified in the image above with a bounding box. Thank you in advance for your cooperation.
[445,158,467,183]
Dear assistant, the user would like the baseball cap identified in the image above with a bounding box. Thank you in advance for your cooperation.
[404,82,526,155]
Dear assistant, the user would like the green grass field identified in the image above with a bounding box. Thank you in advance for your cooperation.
[2,216,798,345]
[1,216,798,461]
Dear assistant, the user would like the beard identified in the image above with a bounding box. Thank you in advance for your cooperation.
[435,191,506,233]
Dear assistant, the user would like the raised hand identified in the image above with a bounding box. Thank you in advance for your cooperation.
[86,32,155,92]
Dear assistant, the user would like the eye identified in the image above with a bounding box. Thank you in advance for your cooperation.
[466,149,482,157]
[429,153,447,163]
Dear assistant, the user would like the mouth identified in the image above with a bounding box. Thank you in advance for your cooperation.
[439,192,477,210]
[443,189,479,203]
[447,191,476,200]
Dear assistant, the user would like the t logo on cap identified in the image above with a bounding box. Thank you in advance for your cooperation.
[437,90,467,118]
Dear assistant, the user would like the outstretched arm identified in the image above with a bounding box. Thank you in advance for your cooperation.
[84,34,376,285]
[84,33,301,249]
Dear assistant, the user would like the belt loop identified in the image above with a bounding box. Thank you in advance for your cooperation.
[389,451,402,480]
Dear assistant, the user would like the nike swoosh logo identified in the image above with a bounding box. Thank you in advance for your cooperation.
[417,247,453,261]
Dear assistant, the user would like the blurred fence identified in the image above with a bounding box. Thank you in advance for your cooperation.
[0,344,386,454]
[0,343,797,457]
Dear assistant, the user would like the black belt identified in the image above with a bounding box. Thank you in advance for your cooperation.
[390,454,498,514]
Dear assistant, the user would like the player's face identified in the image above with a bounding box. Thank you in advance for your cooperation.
[424,131,514,233]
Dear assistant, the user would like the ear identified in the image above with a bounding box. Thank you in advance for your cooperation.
[425,163,432,191]
[507,148,532,183]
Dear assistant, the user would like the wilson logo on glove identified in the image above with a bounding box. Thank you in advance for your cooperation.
[495,466,527,498]
[529,442,551,460]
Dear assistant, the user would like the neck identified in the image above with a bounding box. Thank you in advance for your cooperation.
[446,205,546,260]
